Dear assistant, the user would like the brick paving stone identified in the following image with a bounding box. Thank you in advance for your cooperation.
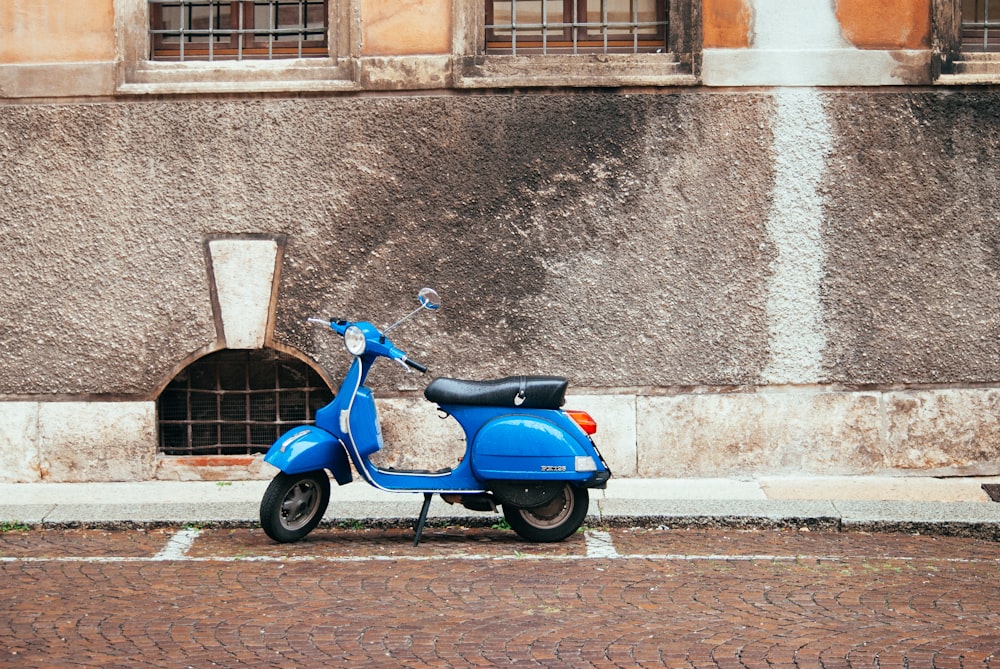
[189,525,586,559]
[611,527,1000,561]
[0,527,172,558]
[1,528,1000,667]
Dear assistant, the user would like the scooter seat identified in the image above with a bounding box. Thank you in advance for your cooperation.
[424,375,568,410]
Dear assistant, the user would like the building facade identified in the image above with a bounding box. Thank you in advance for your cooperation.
[2,0,1000,483]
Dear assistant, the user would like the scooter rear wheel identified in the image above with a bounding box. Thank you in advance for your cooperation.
[260,470,331,543]
[502,484,589,543]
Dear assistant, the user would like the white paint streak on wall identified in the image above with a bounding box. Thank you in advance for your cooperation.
[209,239,279,349]
[763,89,832,384]
[752,0,849,50]
[703,0,912,86]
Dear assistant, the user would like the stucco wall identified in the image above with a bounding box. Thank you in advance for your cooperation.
[0,0,114,64]
[361,0,452,55]
[2,91,1000,481]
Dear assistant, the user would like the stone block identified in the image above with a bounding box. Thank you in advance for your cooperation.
[38,402,157,482]
[208,238,280,349]
[884,388,1000,474]
[564,394,637,477]
[637,390,883,477]
[374,397,468,472]
[0,403,41,482]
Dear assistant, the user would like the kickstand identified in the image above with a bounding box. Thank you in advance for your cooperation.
[413,493,433,547]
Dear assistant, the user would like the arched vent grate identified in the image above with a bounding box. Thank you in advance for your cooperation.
[157,349,333,456]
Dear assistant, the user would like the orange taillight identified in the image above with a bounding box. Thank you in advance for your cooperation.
[566,410,597,435]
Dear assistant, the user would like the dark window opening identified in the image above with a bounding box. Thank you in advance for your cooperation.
[157,348,333,456]
[149,0,328,61]
[962,0,1000,51]
[485,0,667,54]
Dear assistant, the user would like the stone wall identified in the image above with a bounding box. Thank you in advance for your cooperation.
[2,90,1000,481]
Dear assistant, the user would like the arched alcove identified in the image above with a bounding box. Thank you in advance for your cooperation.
[157,348,333,456]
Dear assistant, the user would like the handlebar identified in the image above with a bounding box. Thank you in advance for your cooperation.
[404,358,428,374]
[309,317,427,374]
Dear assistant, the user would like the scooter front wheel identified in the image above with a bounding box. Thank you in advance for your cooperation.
[260,470,331,543]
[502,484,589,543]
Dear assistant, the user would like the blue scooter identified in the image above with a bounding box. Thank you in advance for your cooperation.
[259,288,611,545]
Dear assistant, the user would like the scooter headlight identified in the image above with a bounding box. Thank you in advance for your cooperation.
[344,325,367,356]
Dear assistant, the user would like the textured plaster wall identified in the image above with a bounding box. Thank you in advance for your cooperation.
[822,93,1000,384]
[2,91,1000,480]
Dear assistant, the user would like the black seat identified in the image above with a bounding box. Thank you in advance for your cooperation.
[424,376,568,410]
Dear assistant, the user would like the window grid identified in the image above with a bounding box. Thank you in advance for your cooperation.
[485,0,667,55]
[157,349,333,456]
[962,0,1000,51]
[149,0,328,62]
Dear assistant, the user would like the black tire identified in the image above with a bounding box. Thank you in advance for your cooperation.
[502,484,589,543]
[260,470,331,543]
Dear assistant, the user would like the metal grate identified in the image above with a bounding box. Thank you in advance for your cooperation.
[485,0,667,55]
[962,0,1000,51]
[148,0,328,61]
[157,348,333,456]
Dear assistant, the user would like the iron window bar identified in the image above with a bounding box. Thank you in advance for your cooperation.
[157,349,333,456]
[148,0,327,62]
[486,0,667,56]
[962,0,1000,52]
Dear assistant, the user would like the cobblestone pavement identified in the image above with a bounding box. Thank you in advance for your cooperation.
[2,525,999,668]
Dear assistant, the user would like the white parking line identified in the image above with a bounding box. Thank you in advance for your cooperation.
[152,528,202,560]
[2,553,999,565]
[585,530,620,558]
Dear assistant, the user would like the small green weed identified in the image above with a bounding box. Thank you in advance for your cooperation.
[0,522,31,533]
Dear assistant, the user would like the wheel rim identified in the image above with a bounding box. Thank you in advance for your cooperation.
[279,479,322,531]
[518,484,573,530]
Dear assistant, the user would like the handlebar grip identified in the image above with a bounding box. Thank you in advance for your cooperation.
[405,358,428,374]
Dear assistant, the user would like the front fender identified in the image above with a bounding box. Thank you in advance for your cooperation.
[264,426,353,484]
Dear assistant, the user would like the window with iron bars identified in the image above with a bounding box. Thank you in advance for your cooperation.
[149,0,328,61]
[485,0,667,54]
[962,0,1000,51]
[157,349,333,456]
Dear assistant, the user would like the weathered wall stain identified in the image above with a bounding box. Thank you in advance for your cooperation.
[702,0,753,48]
[2,92,1000,396]
[835,0,931,50]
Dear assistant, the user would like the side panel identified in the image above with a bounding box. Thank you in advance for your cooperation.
[470,412,597,482]
[263,426,353,484]
[348,387,384,457]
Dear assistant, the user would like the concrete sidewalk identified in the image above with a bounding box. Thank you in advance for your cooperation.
[3,476,1000,536]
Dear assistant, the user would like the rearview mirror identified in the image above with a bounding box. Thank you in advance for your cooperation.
[418,288,441,311]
